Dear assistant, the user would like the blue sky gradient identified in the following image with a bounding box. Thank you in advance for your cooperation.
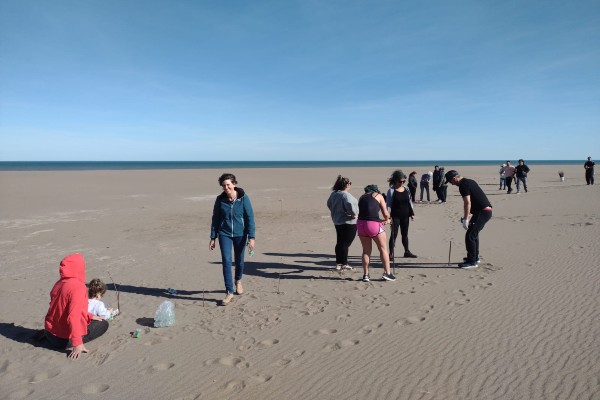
[1,1,599,160]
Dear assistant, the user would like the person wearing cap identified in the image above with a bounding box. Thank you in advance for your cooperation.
[385,170,417,260]
[445,170,492,269]
[356,184,396,282]
[499,164,506,190]
[584,156,595,185]
[515,159,530,193]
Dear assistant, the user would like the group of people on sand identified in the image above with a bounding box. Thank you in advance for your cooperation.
[327,169,493,283]
[498,159,531,194]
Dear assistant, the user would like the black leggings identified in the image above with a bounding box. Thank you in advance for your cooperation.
[334,224,357,265]
[45,320,109,348]
[389,216,410,255]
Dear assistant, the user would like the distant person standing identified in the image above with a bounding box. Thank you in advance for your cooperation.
[432,165,442,202]
[327,175,359,271]
[499,164,506,190]
[503,161,516,194]
[437,166,448,203]
[420,171,432,203]
[407,171,418,201]
[584,156,595,185]
[515,159,530,193]
[445,170,492,269]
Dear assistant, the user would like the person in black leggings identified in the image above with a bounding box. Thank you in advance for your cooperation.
[327,175,359,270]
[385,170,417,259]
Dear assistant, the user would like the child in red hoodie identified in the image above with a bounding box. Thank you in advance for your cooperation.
[44,254,109,359]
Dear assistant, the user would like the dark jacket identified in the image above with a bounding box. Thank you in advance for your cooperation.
[515,164,530,178]
[210,187,256,239]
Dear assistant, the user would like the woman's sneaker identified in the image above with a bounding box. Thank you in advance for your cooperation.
[458,262,478,270]
[382,272,396,281]
[463,257,481,264]
[362,274,370,282]
[341,264,353,271]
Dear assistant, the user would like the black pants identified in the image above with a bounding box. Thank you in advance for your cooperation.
[506,176,513,193]
[389,216,410,255]
[465,210,492,264]
[437,186,447,202]
[45,320,109,348]
[586,170,594,185]
[334,224,357,265]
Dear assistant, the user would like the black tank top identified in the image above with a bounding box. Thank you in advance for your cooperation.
[358,193,381,221]
[390,189,411,218]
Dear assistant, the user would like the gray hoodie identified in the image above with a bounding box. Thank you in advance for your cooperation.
[327,191,359,225]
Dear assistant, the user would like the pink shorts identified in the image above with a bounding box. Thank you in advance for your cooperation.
[357,220,384,238]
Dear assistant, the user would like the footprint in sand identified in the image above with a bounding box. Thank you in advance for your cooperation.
[29,369,61,383]
[237,337,256,351]
[256,339,280,349]
[66,384,110,395]
[143,362,175,374]
[204,355,250,369]
[273,350,305,367]
[448,298,471,307]
[308,328,338,336]
[6,389,35,399]
[357,323,383,335]
[223,379,246,393]
[335,313,351,322]
[395,316,426,327]
[322,339,360,352]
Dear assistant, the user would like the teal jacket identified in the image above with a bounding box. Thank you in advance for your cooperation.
[210,187,255,240]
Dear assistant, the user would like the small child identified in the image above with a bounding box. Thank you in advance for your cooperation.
[88,278,115,320]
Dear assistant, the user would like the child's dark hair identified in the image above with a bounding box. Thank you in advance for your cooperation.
[88,278,107,299]
[332,175,351,191]
[218,173,237,186]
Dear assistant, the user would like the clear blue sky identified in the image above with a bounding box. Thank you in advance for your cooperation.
[1,1,599,161]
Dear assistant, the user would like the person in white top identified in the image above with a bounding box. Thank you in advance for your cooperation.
[88,278,115,320]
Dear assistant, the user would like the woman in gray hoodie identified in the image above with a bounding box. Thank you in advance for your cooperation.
[327,175,359,270]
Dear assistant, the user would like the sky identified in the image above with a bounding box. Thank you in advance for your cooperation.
[1,0,599,161]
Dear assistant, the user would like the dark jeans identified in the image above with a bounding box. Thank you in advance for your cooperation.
[420,182,430,202]
[437,186,447,202]
[218,235,247,294]
[586,170,594,185]
[334,224,357,265]
[516,176,528,192]
[465,210,492,264]
[389,216,410,255]
[506,176,514,193]
[409,187,417,202]
[45,319,109,348]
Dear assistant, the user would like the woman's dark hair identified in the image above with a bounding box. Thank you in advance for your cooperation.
[410,171,417,176]
[218,173,237,186]
[387,169,407,185]
[332,175,351,191]
[88,278,107,299]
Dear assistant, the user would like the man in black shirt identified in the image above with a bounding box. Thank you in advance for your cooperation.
[584,156,595,185]
[515,159,530,193]
[445,170,492,269]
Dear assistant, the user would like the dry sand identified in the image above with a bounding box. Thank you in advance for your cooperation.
[0,164,598,400]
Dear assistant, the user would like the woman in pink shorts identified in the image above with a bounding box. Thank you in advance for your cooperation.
[356,184,396,282]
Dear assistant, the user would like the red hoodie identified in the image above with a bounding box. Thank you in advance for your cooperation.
[44,254,93,346]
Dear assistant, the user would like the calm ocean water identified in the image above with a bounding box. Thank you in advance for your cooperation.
[0,160,584,171]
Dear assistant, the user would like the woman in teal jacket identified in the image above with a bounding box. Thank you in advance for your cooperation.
[209,173,256,305]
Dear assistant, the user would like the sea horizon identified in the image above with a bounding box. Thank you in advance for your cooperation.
[0,160,586,171]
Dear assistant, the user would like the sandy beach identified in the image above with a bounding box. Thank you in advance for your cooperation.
[0,164,598,400]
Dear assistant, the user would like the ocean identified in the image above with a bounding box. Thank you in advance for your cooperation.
[0,160,584,171]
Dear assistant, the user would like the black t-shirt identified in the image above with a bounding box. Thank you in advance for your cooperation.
[390,189,413,219]
[459,178,491,212]
[584,161,595,171]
